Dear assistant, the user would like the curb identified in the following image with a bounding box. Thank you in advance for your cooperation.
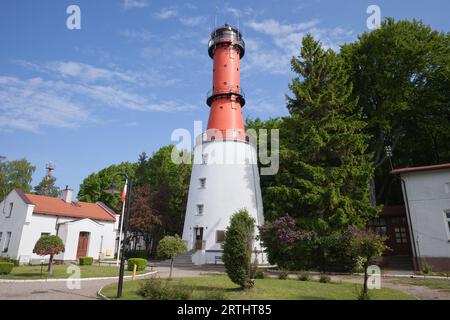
[0,270,157,283]
[97,270,158,300]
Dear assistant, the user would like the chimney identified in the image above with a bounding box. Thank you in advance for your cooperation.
[62,185,73,203]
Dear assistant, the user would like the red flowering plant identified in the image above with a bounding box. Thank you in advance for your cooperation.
[33,235,65,275]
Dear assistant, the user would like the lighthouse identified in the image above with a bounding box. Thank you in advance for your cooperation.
[181,24,265,265]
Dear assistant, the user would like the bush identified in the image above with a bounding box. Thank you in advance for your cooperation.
[127,258,148,271]
[298,271,310,281]
[278,270,288,280]
[78,256,93,266]
[319,274,331,283]
[138,279,192,300]
[254,269,266,279]
[223,209,256,289]
[421,261,432,275]
[0,257,19,267]
[0,262,14,274]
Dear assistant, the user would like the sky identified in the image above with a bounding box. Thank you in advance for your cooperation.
[0,0,449,197]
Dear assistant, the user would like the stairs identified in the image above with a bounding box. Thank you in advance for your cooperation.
[156,250,196,267]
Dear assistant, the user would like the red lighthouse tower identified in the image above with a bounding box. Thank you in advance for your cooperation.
[206,24,246,141]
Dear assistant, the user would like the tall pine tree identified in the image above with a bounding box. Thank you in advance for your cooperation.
[265,35,379,233]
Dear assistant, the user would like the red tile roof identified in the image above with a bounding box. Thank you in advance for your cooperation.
[19,191,116,222]
[390,163,450,175]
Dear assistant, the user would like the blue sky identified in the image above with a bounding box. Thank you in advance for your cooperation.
[0,0,449,197]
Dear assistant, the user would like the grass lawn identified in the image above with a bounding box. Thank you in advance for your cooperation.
[0,264,148,280]
[391,278,450,293]
[101,275,416,300]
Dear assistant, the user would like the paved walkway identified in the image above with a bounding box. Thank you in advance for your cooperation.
[0,266,222,300]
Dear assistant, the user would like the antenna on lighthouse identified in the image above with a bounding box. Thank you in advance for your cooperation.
[46,162,55,178]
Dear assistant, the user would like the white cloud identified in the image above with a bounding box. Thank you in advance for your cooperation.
[0,61,195,132]
[155,7,178,19]
[244,18,355,75]
[179,16,207,27]
[121,0,149,10]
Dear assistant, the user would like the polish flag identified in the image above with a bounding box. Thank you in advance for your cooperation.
[121,180,128,203]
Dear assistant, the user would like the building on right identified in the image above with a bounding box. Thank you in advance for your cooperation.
[391,163,450,272]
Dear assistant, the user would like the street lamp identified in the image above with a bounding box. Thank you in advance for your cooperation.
[104,174,133,299]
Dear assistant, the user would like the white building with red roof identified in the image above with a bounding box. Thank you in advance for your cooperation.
[391,163,450,271]
[0,187,119,264]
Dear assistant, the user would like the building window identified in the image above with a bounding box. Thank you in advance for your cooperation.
[445,211,450,236]
[2,232,11,253]
[196,204,204,216]
[5,202,13,218]
[368,218,387,236]
[216,230,225,243]
[202,154,208,164]
[199,178,206,188]
[394,227,408,244]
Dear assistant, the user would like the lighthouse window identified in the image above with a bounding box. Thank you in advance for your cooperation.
[202,154,208,164]
[224,64,227,67]
[216,230,225,243]
[196,204,204,215]
[199,178,206,188]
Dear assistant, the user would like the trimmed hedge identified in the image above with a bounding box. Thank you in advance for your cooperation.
[0,262,14,274]
[127,258,148,271]
[79,256,94,266]
[0,257,19,267]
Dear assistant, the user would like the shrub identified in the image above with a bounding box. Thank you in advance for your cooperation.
[33,235,65,275]
[278,270,288,280]
[0,262,14,274]
[298,271,310,281]
[0,257,19,267]
[138,279,192,300]
[223,209,256,289]
[319,274,331,283]
[254,269,265,279]
[157,235,187,278]
[127,258,148,271]
[421,261,432,275]
[79,256,93,266]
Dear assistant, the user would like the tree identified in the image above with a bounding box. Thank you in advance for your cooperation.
[222,209,256,289]
[341,18,450,204]
[0,156,35,201]
[157,235,186,278]
[77,162,136,212]
[128,186,163,255]
[34,176,61,197]
[264,34,378,231]
[348,226,389,300]
[33,235,65,275]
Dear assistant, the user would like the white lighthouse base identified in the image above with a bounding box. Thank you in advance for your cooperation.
[182,139,267,265]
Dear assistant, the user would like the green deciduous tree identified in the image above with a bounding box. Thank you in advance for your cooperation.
[157,235,187,278]
[341,18,450,205]
[77,162,136,211]
[222,209,256,289]
[33,235,65,275]
[0,156,35,201]
[34,176,61,197]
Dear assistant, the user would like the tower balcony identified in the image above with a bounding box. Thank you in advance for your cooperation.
[195,129,254,146]
[206,86,246,107]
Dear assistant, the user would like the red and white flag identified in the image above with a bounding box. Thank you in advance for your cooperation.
[121,179,128,203]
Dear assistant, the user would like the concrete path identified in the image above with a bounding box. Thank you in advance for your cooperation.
[0,266,223,300]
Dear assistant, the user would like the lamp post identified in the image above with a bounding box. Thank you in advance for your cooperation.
[104,174,133,298]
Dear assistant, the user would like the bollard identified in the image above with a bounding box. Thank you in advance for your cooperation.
[132,263,137,280]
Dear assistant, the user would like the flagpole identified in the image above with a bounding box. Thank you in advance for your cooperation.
[116,179,127,266]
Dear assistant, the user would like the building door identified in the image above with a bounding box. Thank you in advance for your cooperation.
[194,227,204,250]
[76,232,90,258]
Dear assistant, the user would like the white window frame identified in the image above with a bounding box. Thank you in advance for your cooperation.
[202,154,208,165]
[196,204,204,216]
[2,232,11,253]
[5,202,13,218]
[444,210,450,241]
